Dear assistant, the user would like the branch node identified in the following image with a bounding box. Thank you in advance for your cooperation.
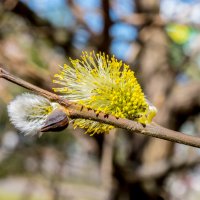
[0,67,3,77]
[0,66,9,78]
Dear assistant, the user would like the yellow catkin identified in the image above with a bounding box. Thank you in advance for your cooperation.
[53,51,157,135]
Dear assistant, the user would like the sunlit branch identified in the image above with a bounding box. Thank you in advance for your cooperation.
[1,67,200,148]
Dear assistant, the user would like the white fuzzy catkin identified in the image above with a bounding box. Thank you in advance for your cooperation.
[7,93,55,136]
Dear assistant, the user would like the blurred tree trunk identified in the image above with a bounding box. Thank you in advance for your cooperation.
[114,1,174,199]
[136,0,174,165]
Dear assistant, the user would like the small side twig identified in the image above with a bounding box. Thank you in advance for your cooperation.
[1,67,200,148]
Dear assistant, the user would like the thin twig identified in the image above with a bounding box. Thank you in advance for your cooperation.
[0,67,71,106]
[1,67,200,148]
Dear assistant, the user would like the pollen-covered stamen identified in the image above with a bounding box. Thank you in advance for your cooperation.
[53,51,157,134]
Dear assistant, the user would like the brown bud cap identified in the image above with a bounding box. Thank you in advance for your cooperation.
[41,108,69,132]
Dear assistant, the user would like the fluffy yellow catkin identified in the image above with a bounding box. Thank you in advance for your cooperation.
[53,51,157,135]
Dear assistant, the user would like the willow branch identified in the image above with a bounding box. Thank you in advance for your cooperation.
[1,67,200,148]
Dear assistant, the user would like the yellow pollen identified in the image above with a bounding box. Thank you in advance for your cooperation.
[53,51,157,135]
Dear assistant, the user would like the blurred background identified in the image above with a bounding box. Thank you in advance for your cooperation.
[0,0,200,199]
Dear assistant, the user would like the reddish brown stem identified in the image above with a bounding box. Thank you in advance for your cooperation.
[1,67,200,148]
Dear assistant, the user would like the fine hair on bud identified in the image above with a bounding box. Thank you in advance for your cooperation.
[7,93,59,136]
